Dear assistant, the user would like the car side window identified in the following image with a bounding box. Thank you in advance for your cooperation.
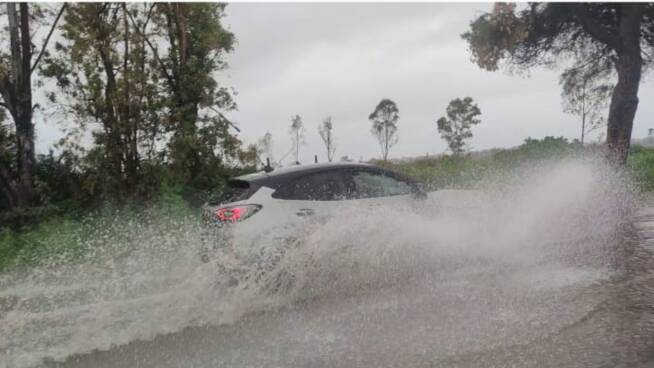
[273,171,348,200]
[349,170,414,199]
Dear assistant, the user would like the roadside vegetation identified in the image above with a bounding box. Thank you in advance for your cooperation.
[3,3,654,272]
[0,185,196,272]
[384,137,654,192]
[3,136,654,273]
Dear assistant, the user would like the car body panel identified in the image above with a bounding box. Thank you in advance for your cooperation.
[200,163,429,261]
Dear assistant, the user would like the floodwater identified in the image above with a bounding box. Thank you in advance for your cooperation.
[1,160,654,368]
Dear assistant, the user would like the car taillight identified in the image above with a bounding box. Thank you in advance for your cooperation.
[214,205,261,223]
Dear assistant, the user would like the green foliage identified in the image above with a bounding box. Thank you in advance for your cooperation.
[41,3,164,198]
[0,188,197,273]
[436,97,481,156]
[37,3,243,203]
[387,136,583,190]
[0,121,16,209]
[560,69,612,144]
[461,3,527,72]
[0,2,264,234]
[628,145,654,191]
[462,3,654,79]
[150,3,238,185]
[491,136,581,168]
[463,3,654,163]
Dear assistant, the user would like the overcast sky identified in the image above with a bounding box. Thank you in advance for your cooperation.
[36,2,654,163]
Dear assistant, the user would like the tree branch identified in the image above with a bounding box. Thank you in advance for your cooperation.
[209,106,240,132]
[574,5,620,50]
[31,3,67,75]
[125,5,177,91]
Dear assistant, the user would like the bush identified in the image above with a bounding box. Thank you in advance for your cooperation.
[628,145,654,191]
[388,137,585,190]
[0,189,197,273]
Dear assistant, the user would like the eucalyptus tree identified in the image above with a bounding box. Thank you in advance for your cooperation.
[436,97,481,156]
[318,116,336,162]
[369,99,399,161]
[43,3,239,194]
[145,3,238,184]
[42,3,157,195]
[0,3,65,208]
[560,69,612,145]
[289,115,304,165]
[257,132,274,164]
[463,3,654,164]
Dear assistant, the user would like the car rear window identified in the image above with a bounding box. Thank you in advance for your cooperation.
[208,180,256,205]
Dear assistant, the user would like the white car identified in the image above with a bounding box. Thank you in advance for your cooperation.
[200,162,427,263]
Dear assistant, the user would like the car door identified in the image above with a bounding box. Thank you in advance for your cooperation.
[270,170,351,232]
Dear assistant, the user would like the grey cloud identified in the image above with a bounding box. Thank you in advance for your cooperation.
[35,3,654,163]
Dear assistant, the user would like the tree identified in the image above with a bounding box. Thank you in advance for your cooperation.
[43,3,156,196]
[436,97,481,156]
[560,69,612,145]
[369,99,399,161]
[42,3,241,195]
[0,3,66,209]
[318,116,336,162]
[462,3,654,164]
[289,115,304,165]
[257,132,274,164]
[146,3,238,184]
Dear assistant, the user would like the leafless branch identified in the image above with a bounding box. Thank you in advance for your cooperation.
[31,3,66,75]
[125,4,177,91]
[209,106,240,132]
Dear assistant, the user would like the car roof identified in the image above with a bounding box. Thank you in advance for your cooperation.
[234,162,380,188]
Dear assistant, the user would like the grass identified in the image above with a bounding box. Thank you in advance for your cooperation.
[627,144,654,191]
[379,141,568,190]
[0,185,197,273]
[383,138,654,192]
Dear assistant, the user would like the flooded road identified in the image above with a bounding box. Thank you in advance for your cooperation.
[51,202,654,368]
[2,161,654,367]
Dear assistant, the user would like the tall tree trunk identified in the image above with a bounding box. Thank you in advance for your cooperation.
[580,79,586,146]
[606,4,643,165]
[98,44,125,193]
[383,124,389,161]
[581,110,586,146]
[0,3,64,209]
[17,3,35,206]
[122,3,139,191]
[606,55,641,164]
[2,3,36,207]
[162,3,202,179]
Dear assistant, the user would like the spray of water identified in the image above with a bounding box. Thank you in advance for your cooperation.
[0,158,643,368]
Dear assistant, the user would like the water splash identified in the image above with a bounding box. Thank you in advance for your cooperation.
[0,158,646,368]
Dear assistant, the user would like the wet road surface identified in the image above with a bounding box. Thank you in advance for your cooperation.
[50,197,654,368]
